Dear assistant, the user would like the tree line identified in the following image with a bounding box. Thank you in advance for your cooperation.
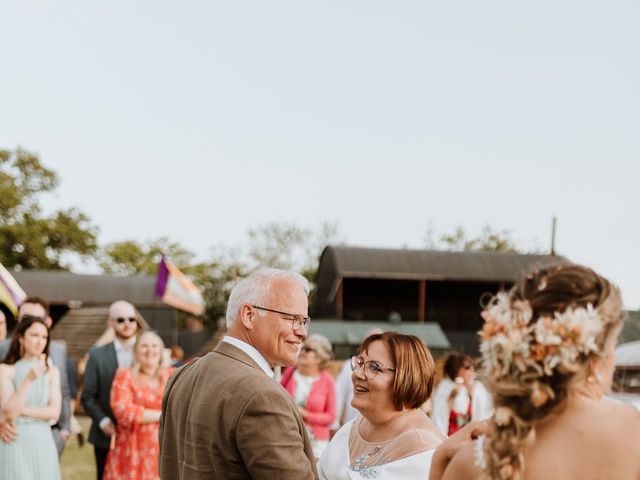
[0,147,537,324]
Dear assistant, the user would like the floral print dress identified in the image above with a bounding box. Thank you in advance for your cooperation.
[104,367,173,480]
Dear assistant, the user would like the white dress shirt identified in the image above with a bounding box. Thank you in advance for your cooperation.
[222,336,274,378]
[114,337,135,368]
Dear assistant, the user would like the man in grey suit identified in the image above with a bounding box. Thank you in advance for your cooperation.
[81,300,140,480]
[0,296,71,455]
[160,267,318,480]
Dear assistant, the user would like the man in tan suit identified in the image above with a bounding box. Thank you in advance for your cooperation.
[159,268,318,480]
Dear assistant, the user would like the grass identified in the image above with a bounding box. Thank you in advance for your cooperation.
[60,416,96,480]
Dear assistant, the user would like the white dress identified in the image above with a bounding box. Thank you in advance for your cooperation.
[318,418,439,480]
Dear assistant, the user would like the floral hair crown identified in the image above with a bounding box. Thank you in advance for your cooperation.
[480,293,603,381]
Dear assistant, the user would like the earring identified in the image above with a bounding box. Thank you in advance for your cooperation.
[587,374,598,385]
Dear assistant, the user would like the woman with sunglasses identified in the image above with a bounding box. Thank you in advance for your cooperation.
[0,316,61,479]
[281,333,336,458]
[431,352,493,436]
[318,332,445,479]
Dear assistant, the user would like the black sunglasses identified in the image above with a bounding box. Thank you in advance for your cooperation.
[116,317,137,324]
[19,314,46,323]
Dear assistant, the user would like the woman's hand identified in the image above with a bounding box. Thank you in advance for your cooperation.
[27,360,47,382]
[429,420,489,480]
[298,407,309,420]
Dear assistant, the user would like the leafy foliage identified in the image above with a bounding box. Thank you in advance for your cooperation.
[0,148,98,269]
[99,237,195,275]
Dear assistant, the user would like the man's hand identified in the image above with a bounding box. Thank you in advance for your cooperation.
[60,430,70,443]
[100,420,115,437]
[0,420,17,443]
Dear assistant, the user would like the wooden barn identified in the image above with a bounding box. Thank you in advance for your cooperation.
[315,246,567,354]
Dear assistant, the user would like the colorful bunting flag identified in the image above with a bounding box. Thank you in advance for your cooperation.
[0,263,27,315]
[155,257,205,316]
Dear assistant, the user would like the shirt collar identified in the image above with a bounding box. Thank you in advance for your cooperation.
[222,336,274,378]
[113,337,135,352]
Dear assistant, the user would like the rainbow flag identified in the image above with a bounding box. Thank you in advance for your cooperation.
[0,263,27,315]
[155,257,205,315]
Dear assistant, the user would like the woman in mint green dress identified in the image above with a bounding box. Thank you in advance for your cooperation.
[0,316,61,480]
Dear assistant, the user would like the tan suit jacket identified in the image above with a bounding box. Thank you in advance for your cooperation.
[159,341,318,480]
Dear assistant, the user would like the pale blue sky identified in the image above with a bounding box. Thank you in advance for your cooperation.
[1,1,639,306]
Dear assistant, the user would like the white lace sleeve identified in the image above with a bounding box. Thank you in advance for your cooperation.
[474,435,487,470]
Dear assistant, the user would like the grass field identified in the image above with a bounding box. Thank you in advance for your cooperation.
[60,416,95,480]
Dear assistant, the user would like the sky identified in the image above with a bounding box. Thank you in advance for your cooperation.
[1,1,639,307]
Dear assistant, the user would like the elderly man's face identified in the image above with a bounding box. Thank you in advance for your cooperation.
[109,303,139,341]
[251,278,309,368]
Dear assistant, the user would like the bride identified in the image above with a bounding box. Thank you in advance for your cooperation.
[318,332,445,479]
[430,264,640,480]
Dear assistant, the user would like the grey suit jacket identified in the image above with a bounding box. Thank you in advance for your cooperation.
[159,342,318,480]
[80,342,118,450]
[0,338,71,434]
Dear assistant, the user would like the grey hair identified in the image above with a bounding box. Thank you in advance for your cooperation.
[304,334,333,367]
[226,267,310,328]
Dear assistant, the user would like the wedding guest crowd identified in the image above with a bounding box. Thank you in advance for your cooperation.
[281,333,336,458]
[3,262,640,480]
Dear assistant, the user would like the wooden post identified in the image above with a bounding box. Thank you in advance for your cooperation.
[336,279,344,319]
[418,280,426,323]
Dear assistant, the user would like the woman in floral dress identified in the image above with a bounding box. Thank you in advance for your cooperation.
[104,331,173,480]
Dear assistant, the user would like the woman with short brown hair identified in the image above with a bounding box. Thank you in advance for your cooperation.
[318,332,445,479]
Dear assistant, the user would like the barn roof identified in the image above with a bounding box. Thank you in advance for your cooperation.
[318,246,568,282]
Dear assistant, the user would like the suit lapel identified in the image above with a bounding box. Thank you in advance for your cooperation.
[105,341,118,371]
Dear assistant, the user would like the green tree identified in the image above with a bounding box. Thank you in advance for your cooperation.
[425,223,521,252]
[247,220,343,281]
[0,148,98,269]
[99,237,195,275]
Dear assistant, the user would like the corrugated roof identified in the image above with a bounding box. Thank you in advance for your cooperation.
[11,270,164,306]
[323,246,568,282]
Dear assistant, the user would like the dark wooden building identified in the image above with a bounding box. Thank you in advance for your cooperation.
[315,246,567,354]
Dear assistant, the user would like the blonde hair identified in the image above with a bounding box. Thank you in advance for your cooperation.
[481,264,625,480]
[131,331,166,380]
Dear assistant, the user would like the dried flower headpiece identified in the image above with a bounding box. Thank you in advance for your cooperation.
[480,293,603,380]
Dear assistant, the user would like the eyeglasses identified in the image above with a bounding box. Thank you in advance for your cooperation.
[116,317,137,324]
[462,363,474,370]
[350,355,396,380]
[251,305,310,332]
[19,314,46,323]
[301,346,316,354]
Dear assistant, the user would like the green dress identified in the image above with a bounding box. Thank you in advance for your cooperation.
[0,359,61,480]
